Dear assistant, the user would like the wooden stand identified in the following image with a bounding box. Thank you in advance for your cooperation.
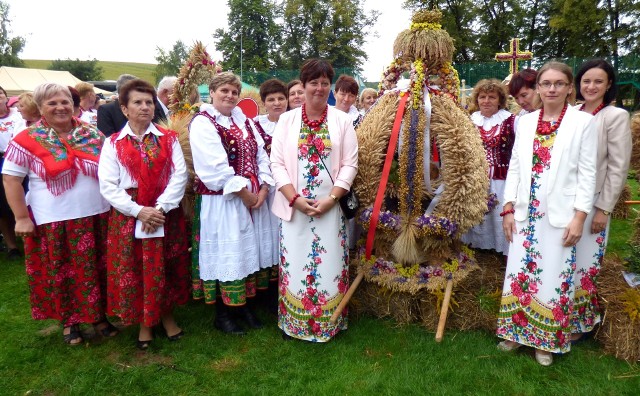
[329,272,364,325]
[435,278,454,342]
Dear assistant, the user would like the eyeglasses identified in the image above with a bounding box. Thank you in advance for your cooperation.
[538,81,570,89]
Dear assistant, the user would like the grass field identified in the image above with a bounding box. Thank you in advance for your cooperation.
[23,59,157,84]
[1,183,639,395]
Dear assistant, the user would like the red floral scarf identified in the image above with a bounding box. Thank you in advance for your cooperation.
[6,118,104,196]
[112,124,176,206]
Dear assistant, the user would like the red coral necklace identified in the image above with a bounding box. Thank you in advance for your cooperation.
[302,103,327,131]
[537,104,568,136]
[579,102,606,115]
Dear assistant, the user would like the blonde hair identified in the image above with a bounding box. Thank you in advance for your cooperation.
[74,82,95,99]
[468,79,508,114]
[533,61,576,108]
[359,88,377,107]
[209,72,242,94]
[18,92,40,119]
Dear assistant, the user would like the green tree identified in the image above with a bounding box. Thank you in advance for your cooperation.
[48,58,103,81]
[279,0,379,71]
[475,0,527,61]
[214,0,281,82]
[154,40,190,83]
[548,0,609,57]
[0,1,25,67]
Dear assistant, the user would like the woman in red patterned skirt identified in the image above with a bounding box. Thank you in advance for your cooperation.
[98,79,190,350]
[2,83,116,345]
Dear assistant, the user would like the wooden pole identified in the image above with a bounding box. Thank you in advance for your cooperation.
[625,201,640,205]
[329,271,364,325]
[435,278,454,342]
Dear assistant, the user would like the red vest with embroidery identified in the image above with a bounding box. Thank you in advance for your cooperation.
[479,114,515,180]
[192,112,259,195]
[253,120,272,156]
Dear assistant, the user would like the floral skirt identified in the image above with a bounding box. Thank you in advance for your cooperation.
[24,213,108,327]
[106,206,190,327]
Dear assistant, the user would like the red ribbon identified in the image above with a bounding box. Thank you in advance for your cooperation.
[365,93,409,260]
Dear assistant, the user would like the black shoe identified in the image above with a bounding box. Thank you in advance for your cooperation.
[7,248,23,260]
[136,339,152,350]
[214,304,246,335]
[167,330,184,341]
[235,305,263,329]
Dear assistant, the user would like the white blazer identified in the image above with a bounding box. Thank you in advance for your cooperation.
[503,105,597,228]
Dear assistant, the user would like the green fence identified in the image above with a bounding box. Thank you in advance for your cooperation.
[455,54,640,111]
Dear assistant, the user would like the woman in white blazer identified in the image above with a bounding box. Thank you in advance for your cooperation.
[496,62,597,366]
[270,59,358,342]
[572,59,631,341]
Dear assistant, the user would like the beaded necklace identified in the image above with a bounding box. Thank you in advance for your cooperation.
[579,102,606,116]
[301,103,328,131]
[537,104,568,136]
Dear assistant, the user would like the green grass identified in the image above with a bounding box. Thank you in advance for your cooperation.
[23,60,157,84]
[1,256,639,395]
[607,178,639,261]
[2,181,640,395]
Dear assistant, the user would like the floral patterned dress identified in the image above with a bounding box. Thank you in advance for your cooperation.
[496,124,576,354]
[278,122,349,342]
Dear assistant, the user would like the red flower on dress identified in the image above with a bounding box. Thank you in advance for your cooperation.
[310,166,320,177]
[526,261,537,272]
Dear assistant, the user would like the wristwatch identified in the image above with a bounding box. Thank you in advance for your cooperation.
[155,204,165,214]
[329,194,339,202]
[602,209,611,216]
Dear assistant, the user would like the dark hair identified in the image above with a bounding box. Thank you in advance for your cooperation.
[334,75,359,96]
[509,68,537,97]
[118,79,157,107]
[575,59,617,105]
[68,86,81,108]
[259,79,287,102]
[0,86,6,96]
[299,59,335,86]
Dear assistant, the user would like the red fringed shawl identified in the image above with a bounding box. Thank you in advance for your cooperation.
[111,124,176,206]
[6,118,104,196]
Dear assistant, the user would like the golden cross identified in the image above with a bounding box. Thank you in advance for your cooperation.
[495,38,533,75]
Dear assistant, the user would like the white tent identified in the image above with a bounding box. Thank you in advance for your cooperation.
[0,66,112,96]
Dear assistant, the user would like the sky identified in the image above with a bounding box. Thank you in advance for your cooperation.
[5,0,412,82]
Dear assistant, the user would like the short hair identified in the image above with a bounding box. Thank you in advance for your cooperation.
[18,92,40,118]
[508,68,537,97]
[0,86,6,97]
[469,79,508,111]
[334,75,359,96]
[118,79,157,107]
[575,59,617,105]
[33,83,73,109]
[209,71,242,94]
[536,61,575,105]
[116,74,137,94]
[259,79,287,103]
[287,79,302,95]
[157,76,178,93]
[74,82,95,99]
[359,88,377,105]
[299,59,335,86]
[68,86,81,108]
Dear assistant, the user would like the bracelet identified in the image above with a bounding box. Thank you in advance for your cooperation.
[329,194,339,202]
[289,193,300,207]
[499,209,515,217]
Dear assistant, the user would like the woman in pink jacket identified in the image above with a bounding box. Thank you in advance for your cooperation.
[270,59,358,342]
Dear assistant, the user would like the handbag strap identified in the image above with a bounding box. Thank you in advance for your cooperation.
[365,92,409,260]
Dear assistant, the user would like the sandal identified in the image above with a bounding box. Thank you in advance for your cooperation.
[63,325,84,346]
[93,320,119,338]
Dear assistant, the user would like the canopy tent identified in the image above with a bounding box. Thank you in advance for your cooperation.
[0,66,113,96]
[198,81,259,102]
